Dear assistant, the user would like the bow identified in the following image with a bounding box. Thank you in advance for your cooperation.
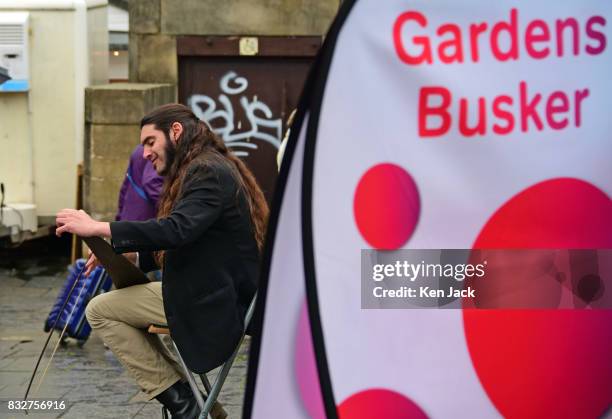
[23,259,90,406]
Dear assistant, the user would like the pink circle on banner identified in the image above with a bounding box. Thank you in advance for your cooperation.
[353,163,420,249]
[295,300,325,419]
[338,388,429,419]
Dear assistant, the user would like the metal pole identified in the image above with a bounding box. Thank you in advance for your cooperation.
[199,295,257,419]
[170,339,206,411]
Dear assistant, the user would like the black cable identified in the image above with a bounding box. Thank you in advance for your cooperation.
[1,182,5,223]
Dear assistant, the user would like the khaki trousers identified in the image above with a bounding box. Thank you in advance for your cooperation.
[85,281,185,399]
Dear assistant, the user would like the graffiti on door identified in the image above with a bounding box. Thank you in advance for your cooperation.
[187,71,283,157]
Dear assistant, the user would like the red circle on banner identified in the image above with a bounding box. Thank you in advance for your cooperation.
[338,388,428,419]
[353,163,420,249]
[465,178,612,419]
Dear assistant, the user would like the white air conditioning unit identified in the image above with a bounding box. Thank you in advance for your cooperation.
[0,203,37,234]
[0,11,29,91]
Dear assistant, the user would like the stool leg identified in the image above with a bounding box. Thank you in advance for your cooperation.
[199,295,257,419]
[199,373,212,394]
[168,338,206,411]
[199,336,244,419]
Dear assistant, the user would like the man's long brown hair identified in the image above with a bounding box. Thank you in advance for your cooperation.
[141,104,269,263]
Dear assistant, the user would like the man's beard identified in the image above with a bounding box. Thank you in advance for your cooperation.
[160,136,177,176]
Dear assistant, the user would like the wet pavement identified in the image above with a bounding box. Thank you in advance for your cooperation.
[0,238,248,419]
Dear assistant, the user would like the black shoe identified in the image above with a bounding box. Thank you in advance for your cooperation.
[155,380,200,419]
[176,381,229,419]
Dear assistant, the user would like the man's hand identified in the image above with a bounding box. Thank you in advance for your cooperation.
[84,252,100,277]
[55,209,111,238]
[83,250,135,277]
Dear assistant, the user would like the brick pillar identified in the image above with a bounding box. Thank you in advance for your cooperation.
[84,83,176,220]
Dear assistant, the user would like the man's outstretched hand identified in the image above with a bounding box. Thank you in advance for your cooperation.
[55,209,111,238]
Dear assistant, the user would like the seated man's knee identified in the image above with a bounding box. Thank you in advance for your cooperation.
[85,293,110,328]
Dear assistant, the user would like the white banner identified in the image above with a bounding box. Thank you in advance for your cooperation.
[246,1,612,418]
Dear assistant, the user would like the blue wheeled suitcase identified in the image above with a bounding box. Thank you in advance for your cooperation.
[44,259,113,346]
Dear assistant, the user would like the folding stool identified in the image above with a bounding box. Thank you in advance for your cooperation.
[148,295,257,419]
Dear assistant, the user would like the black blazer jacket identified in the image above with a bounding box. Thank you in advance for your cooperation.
[110,155,259,373]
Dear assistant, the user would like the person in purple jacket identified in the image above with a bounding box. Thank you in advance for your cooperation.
[116,144,163,221]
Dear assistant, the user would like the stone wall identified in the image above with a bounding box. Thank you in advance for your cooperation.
[84,0,338,220]
[128,0,340,83]
[84,83,176,220]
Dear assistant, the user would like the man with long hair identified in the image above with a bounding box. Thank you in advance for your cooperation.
[56,104,269,418]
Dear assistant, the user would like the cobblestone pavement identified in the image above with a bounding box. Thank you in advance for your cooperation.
[0,240,249,419]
